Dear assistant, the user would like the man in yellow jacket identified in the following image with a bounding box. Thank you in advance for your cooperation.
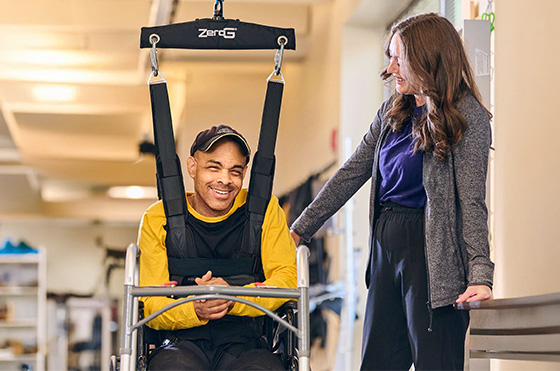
[138,125,297,370]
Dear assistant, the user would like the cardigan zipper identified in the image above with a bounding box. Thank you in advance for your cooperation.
[423,214,433,332]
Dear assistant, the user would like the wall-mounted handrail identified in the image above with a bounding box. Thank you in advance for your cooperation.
[455,292,560,363]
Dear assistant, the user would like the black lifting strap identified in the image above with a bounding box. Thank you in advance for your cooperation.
[242,79,284,257]
[149,82,190,258]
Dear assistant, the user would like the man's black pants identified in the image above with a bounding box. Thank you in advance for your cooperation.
[361,203,470,371]
[148,336,285,370]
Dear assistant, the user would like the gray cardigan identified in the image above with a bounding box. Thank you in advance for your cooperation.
[291,94,494,308]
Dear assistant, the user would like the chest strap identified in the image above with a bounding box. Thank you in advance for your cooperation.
[169,257,265,286]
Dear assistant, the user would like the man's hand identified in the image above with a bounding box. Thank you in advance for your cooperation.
[290,230,301,246]
[456,285,493,303]
[193,298,233,320]
[193,271,233,320]
[195,270,229,286]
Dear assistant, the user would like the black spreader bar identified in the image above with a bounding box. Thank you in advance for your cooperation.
[140,19,296,50]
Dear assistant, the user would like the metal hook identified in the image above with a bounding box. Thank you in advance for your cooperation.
[148,34,166,85]
[484,0,494,14]
[268,36,287,84]
[150,34,160,77]
[273,36,288,76]
[213,0,224,20]
[481,0,495,32]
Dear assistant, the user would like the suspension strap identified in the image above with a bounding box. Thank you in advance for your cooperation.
[148,34,189,258]
[242,37,287,256]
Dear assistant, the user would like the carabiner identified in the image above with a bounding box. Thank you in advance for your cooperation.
[148,34,167,85]
[150,34,160,77]
[273,36,288,76]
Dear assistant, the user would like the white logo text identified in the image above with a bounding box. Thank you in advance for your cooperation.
[198,27,237,39]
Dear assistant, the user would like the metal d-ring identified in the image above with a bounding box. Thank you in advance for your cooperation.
[149,33,161,77]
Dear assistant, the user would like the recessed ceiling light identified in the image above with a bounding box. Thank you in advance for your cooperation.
[107,186,158,200]
[32,85,77,102]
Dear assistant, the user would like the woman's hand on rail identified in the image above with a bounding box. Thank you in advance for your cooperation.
[290,230,301,246]
[456,284,493,303]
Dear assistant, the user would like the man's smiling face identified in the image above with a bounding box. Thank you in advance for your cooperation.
[187,138,248,217]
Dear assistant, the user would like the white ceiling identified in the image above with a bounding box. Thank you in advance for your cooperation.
[0,0,408,224]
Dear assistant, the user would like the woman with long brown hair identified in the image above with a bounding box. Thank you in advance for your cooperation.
[291,13,494,370]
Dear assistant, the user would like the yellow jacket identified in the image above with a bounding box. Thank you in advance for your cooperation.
[138,189,297,330]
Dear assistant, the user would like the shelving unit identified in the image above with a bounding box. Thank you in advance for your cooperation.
[0,250,46,371]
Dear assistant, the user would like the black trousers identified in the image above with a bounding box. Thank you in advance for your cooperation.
[361,203,470,371]
[148,336,285,371]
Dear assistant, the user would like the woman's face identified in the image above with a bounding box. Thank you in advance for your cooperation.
[387,33,418,97]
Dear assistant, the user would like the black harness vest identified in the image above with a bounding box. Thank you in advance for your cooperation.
[166,203,265,286]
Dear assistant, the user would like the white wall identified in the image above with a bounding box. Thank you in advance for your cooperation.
[492,0,560,369]
[340,23,386,310]
[275,1,344,194]
[340,24,386,368]
[493,0,560,298]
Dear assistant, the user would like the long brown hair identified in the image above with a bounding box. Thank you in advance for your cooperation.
[381,13,491,161]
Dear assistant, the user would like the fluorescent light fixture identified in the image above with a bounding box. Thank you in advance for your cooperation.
[0,50,107,68]
[32,85,77,102]
[107,186,158,200]
[0,68,139,85]
[41,186,91,202]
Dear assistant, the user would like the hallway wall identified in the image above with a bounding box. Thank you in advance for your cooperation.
[493,0,560,306]
[492,0,560,369]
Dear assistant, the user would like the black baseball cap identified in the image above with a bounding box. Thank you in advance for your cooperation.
[190,125,251,159]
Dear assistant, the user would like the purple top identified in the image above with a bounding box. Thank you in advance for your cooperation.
[378,105,426,208]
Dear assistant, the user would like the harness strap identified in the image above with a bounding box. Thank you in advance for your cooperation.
[149,82,189,259]
[242,80,284,256]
